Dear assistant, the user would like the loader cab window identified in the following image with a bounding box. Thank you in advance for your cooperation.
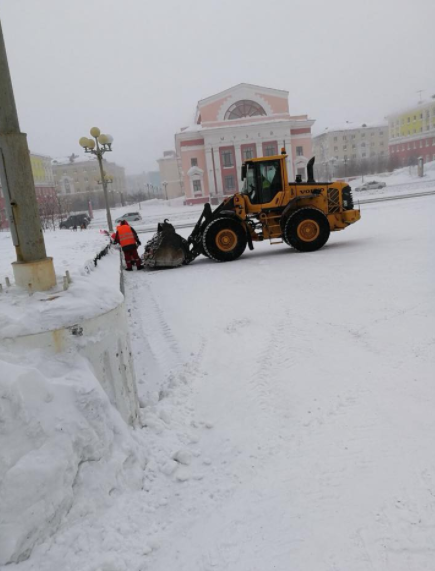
[242,160,282,204]
[259,160,282,203]
[241,164,259,203]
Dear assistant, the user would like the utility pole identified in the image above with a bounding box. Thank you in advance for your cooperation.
[0,19,56,291]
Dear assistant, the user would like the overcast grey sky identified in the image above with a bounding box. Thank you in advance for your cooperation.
[1,0,434,174]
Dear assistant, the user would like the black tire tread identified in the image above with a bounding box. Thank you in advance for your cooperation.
[284,207,330,252]
[202,217,247,262]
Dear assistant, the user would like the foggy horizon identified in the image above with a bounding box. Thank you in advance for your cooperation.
[1,0,434,175]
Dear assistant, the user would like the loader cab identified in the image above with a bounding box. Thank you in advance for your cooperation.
[241,158,284,205]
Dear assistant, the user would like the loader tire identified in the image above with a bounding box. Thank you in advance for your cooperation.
[284,208,330,252]
[203,217,247,262]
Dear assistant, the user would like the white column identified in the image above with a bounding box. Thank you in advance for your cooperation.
[234,144,243,190]
[205,148,216,197]
[213,147,223,196]
[256,142,263,158]
[284,138,293,181]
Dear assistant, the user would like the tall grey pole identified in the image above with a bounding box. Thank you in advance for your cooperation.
[0,18,56,290]
[95,140,113,231]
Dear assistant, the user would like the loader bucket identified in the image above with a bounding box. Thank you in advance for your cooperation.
[143,219,190,268]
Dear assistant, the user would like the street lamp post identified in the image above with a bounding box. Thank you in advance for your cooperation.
[79,127,114,231]
[96,172,115,208]
[0,18,56,291]
[162,180,168,201]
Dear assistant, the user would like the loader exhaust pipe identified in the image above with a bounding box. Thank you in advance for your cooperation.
[307,157,315,183]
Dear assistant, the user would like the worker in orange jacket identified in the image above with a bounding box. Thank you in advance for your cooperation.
[114,220,143,271]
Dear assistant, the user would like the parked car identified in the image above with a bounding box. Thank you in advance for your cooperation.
[60,214,91,229]
[355,180,387,192]
[115,212,142,223]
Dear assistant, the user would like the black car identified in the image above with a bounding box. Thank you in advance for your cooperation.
[60,214,91,229]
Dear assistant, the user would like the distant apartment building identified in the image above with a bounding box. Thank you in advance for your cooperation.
[387,98,435,167]
[175,83,314,205]
[157,150,184,200]
[313,123,388,179]
[0,152,56,230]
[52,154,126,209]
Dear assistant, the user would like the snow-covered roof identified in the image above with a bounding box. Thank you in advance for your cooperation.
[386,97,435,118]
[179,124,204,133]
[51,154,97,166]
[313,121,387,137]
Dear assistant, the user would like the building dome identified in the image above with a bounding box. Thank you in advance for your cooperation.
[224,100,266,120]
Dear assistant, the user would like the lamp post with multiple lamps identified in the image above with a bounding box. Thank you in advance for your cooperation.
[79,127,114,231]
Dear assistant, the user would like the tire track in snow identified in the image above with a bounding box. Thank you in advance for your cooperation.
[141,278,181,358]
[245,308,313,451]
[125,274,182,404]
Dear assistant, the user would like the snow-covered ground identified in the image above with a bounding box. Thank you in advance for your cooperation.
[2,191,433,571]
[345,160,435,200]
[354,159,435,187]
[0,229,120,337]
[91,198,204,234]
[124,194,435,571]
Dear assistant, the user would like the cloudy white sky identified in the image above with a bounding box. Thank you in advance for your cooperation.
[1,0,434,174]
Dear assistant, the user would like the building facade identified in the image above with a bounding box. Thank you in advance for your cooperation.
[175,83,314,205]
[157,150,184,200]
[0,152,57,230]
[52,154,126,197]
[387,98,435,167]
[313,123,388,179]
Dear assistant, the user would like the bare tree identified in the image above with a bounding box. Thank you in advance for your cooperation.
[39,194,59,231]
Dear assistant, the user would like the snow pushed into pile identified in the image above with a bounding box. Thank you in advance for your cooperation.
[0,231,123,338]
[0,348,146,566]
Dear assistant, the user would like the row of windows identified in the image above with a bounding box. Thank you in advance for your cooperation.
[390,123,435,137]
[390,109,435,126]
[391,139,435,152]
[192,174,243,196]
[333,142,384,151]
[330,151,386,160]
[189,145,304,169]
[333,131,384,141]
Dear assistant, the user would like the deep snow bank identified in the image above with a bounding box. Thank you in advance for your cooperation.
[0,347,146,565]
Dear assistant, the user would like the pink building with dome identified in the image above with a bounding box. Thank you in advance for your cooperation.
[175,83,315,205]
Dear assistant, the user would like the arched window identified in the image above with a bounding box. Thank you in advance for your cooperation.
[224,100,266,120]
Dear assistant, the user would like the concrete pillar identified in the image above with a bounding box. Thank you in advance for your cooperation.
[213,147,223,196]
[0,18,56,291]
[205,148,216,197]
[284,138,293,181]
[234,144,243,191]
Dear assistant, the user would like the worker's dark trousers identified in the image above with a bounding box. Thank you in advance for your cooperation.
[123,247,142,269]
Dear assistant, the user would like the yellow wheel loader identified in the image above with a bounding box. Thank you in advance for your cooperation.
[143,151,360,267]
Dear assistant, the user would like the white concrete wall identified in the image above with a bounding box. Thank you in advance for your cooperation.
[3,301,140,426]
